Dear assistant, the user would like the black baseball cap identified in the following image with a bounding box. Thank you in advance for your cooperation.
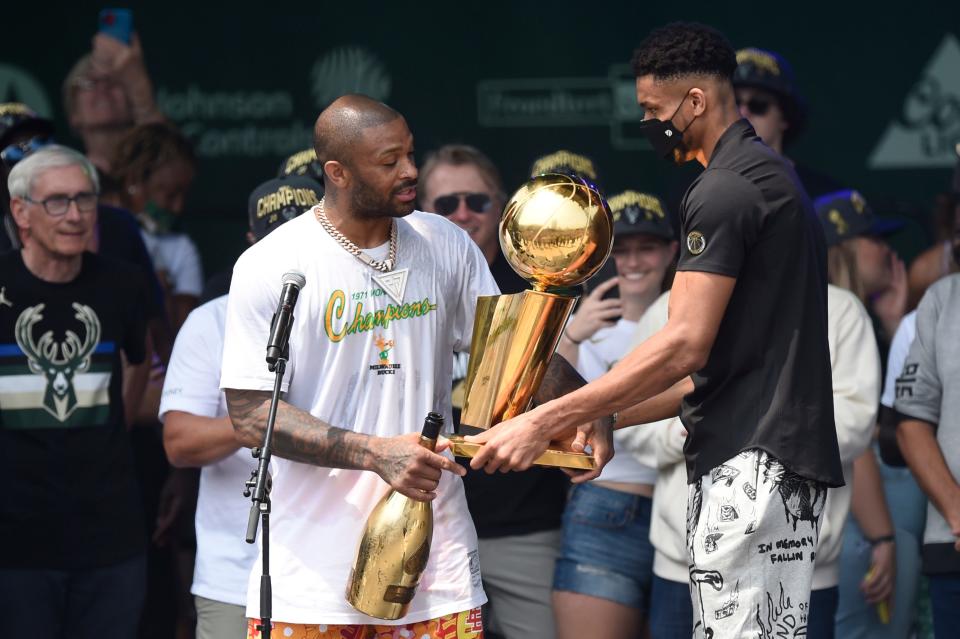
[814,189,905,247]
[733,48,807,143]
[248,176,323,241]
[530,150,600,184]
[278,148,325,184]
[608,190,675,241]
[0,103,54,153]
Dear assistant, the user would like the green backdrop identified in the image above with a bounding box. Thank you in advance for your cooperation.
[4,1,959,276]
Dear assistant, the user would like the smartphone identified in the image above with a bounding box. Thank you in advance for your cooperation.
[98,8,133,44]
[587,259,620,301]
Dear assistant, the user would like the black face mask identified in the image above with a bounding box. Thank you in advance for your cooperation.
[637,91,696,163]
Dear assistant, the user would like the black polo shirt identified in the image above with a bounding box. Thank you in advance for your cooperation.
[677,119,843,487]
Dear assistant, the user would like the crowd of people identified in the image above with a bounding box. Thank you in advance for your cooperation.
[0,18,957,639]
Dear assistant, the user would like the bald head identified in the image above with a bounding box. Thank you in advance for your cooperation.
[313,95,402,174]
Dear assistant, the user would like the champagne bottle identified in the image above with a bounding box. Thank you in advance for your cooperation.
[346,412,444,620]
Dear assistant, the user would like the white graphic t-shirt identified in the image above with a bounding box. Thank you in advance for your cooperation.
[159,295,256,606]
[221,210,496,625]
[575,317,657,485]
[140,231,204,297]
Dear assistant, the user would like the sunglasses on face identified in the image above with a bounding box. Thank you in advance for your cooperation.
[433,192,493,216]
[1,136,53,166]
[736,95,773,117]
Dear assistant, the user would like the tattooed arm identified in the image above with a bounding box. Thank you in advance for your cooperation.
[225,388,465,501]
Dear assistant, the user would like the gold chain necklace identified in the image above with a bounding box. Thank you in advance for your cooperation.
[315,198,397,273]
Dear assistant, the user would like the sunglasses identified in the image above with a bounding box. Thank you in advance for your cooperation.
[736,96,773,117]
[433,192,493,216]
[1,136,53,166]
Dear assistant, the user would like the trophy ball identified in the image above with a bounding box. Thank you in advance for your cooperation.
[499,173,614,290]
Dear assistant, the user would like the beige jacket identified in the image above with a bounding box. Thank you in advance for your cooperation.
[616,285,880,589]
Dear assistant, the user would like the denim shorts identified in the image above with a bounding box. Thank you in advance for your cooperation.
[552,482,654,610]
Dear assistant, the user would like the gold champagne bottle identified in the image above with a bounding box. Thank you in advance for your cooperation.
[345,412,444,620]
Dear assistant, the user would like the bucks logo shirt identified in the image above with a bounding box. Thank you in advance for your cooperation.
[0,252,148,569]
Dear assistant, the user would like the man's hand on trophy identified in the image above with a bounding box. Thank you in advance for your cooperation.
[465,408,552,474]
[560,417,614,483]
[371,433,465,502]
[465,408,614,479]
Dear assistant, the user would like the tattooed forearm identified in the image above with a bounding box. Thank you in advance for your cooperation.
[535,354,587,405]
[225,388,374,471]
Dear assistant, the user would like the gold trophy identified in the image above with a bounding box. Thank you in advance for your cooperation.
[448,173,613,469]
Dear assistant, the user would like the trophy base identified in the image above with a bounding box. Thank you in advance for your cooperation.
[447,435,595,470]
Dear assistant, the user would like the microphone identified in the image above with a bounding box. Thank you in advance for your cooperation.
[266,271,306,370]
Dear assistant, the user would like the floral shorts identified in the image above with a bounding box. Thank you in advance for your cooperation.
[246,608,484,639]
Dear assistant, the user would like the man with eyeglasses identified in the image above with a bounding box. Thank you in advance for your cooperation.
[0,144,152,638]
[63,30,165,174]
[418,144,566,639]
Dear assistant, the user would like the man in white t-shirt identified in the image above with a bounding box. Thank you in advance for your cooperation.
[220,95,610,639]
[159,175,323,639]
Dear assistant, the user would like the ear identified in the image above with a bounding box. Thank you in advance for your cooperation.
[323,161,350,190]
[8,197,31,231]
[689,88,707,117]
[246,230,257,246]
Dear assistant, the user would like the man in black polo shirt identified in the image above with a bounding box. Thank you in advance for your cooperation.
[469,22,843,637]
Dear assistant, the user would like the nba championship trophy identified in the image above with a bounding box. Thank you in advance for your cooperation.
[448,173,613,469]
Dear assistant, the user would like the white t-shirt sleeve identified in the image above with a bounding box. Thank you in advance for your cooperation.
[160,297,227,420]
[170,235,204,297]
[451,235,500,354]
[881,311,917,408]
[220,249,287,393]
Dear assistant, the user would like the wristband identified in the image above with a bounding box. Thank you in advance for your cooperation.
[867,534,895,546]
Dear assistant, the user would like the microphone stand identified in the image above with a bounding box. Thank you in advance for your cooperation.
[243,343,288,639]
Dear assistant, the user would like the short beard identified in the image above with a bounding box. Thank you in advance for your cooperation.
[350,177,415,219]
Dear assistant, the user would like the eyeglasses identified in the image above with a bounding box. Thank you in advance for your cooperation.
[23,192,98,216]
[736,95,773,117]
[1,136,53,166]
[433,192,493,216]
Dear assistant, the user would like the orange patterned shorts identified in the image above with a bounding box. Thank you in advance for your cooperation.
[246,608,483,639]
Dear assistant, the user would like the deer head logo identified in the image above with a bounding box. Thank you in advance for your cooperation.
[373,333,394,366]
[15,303,101,422]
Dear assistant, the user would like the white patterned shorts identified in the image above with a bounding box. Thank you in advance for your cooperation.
[687,449,828,639]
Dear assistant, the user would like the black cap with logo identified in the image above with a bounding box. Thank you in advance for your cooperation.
[814,189,905,247]
[248,176,323,241]
[733,48,807,143]
[530,150,600,185]
[608,190,675,241]
[0,103,55,164]
[277,148,325,184]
